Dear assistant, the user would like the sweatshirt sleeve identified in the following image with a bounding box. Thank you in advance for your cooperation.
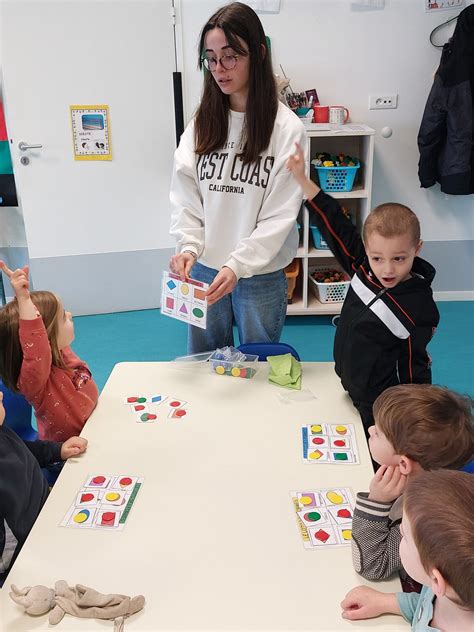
[223,123,307,280]
[17,316,53,401]
[169,121,204,259]
[351,492,402,580]
[24,439,63,467]
[305,190,366,277]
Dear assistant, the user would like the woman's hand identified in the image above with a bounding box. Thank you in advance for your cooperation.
[205,267,237,306]
[60,436,88,460]
[0,261,30,301]
[169,252,196,281]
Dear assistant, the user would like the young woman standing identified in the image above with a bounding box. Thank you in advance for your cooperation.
[170,2,305,353]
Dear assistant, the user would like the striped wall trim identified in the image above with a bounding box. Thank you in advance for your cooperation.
[351,275,411,340]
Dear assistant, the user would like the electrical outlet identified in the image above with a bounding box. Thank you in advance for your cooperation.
[369,94,398,110]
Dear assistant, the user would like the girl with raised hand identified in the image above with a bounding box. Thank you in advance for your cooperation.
[0,262,98,441]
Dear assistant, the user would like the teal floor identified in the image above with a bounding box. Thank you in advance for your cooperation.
[72,302,473,396]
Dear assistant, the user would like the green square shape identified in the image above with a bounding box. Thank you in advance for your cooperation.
[0,141,13,174]
[334,452,348,461]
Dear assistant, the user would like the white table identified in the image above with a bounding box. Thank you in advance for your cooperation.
[1,362,406,630]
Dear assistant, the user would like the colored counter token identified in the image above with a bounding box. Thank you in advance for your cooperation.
[73,509,90,524]
[140,413,157,421]
[169,400,181,408]
[215,365,226,374]
[334,453,348,461]
[119,477,133,488]
[310,425,323,434]
[326,491,344,504]
[80,493,94,503]
[337,508,351,519]
[91,476,106,485]
[314,529,330,543]
[335,425,347,435]
[105,492,120,502]
[312,437,325,445]
[304,512,321,522]
[309,449,324,460]
[342,529,352,541]
[173,409,186,418]
[334,439,346,447]
[300,494,316,506]
[101,512,116,526]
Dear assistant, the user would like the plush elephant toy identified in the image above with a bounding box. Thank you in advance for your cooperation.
[10,581,145,631]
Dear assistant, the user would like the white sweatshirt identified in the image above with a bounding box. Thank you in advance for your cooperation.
[170,102,306,280]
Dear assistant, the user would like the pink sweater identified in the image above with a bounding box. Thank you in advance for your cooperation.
[18,317,99,441]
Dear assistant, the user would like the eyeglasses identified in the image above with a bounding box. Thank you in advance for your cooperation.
[201,54,241,72]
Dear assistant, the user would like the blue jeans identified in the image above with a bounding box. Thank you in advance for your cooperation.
[188,262,288,354]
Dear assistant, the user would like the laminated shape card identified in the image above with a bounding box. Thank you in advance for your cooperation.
[161,271,208,329]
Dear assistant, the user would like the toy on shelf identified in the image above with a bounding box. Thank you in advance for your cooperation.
[311,152,360,193]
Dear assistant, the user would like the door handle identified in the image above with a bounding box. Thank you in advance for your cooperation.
[18,142,43,151]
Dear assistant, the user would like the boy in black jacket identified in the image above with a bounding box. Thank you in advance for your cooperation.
[0,391,87,584]
[287,144,440,438]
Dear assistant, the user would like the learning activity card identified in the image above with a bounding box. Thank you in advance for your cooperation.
[61,474,143,531]
[301,423,359,464]
[125,394,188,422]
[161,271,208,330]
[291,487,355,549]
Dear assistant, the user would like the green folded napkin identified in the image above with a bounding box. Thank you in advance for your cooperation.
[267,353,302,390]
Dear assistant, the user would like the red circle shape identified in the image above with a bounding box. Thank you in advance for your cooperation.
[120,477,132,486]
[170,401,180,407]
[334,439,346,447]
[337,508,351,519]
[92,476,106,484]
[312,437,325,445]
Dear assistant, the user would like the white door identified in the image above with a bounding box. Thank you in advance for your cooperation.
[1,0,177,314]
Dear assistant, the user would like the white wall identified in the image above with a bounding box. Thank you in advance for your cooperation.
[178,0,474,247]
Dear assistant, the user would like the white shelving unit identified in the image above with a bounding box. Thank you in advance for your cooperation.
[287,123,375,316]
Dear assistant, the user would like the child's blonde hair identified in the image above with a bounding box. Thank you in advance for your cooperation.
[0,291,66,392]
[373,384,474,470]
[363,203,420,246]
[404,470,474,608]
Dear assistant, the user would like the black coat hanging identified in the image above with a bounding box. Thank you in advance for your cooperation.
[417,5,474,195]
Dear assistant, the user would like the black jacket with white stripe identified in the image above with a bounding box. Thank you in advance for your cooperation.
[306,191,440,405]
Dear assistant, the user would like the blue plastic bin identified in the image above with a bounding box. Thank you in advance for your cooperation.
[310,225,329,250]
[313,161,360,192]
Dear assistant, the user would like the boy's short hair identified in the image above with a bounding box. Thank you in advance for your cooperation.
[363,203,420,246]
[373,384,474,470]
[404,470,474,608]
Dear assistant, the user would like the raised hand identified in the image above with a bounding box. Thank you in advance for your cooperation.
[369,464,407,503]
[0,261,30,301]
[286,142,306,181]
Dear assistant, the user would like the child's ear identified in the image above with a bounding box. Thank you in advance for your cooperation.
[415,240,423,256]
[430,568,447,599]
[399,456,416,475]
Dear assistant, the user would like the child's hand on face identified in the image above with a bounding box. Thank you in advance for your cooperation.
[368,464,407,503]
[341,586,393,620]
[60,436,88,460]
[0,262,30,301]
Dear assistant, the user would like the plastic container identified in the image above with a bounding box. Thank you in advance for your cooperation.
[309,266,350,304]
[313,161,360,192]
[310,225,329,250]
[285,258,300,302]
[209,351,259,379]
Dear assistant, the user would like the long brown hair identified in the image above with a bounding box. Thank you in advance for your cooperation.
[195,2,278,165]
[0,291,66,393]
